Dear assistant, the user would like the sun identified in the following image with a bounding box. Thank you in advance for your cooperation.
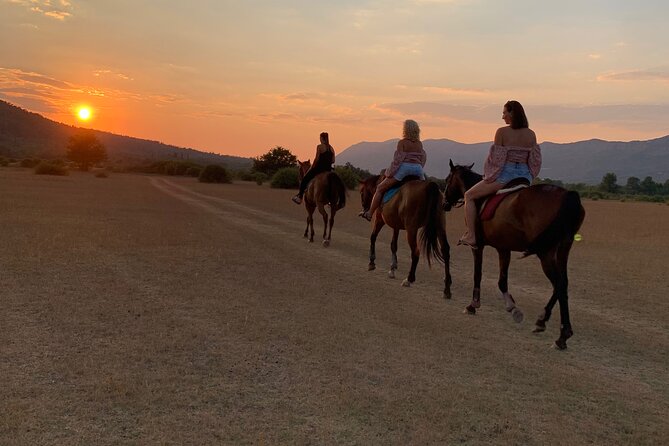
[76,106,92,121]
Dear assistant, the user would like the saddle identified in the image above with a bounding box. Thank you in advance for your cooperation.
[479,178,530,221]
[382,175,422,204]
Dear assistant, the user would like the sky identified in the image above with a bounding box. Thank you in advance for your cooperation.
[1,0,669,160]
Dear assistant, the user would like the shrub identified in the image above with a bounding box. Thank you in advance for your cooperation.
[254,172,268,185]
[199,164,230,183]
[34,161,68,176]
[270,167,299,189]
[334,165,361,190]
[21,158,40,168]
[186,166,202,177]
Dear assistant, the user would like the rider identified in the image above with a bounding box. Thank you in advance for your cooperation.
[359,119,426,221]
[458,100,541,248]
[292,132,335,205]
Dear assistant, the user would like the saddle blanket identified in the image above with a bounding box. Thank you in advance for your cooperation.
[480,183,529,221]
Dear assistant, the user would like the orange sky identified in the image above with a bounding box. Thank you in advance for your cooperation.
[1,1,669,160]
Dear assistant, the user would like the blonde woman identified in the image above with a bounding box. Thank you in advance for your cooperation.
[360,119,426,221]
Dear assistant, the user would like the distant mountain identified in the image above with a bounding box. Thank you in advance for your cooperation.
[338,136,669,184]
[0,100,252,169]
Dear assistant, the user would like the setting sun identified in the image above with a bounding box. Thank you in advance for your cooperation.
[76,106,92,121]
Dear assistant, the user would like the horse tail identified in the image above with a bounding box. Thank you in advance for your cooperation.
[420,181,445,266]
[523,190,585,257]
[327,172,347,210]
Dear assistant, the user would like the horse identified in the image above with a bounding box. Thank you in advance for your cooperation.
[297,160,347,247]
[443,160,585,349]
[359,175,452,298]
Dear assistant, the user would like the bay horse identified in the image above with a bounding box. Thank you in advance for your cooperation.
[297,160,347,247]
[443,160,585,349]
[359,175,452,298]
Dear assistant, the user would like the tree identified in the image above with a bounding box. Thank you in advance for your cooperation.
[625,176,640,194]
[639,176,658,195]
[66,131,107,171]
[252,146,297,177]
[599,172,619,193]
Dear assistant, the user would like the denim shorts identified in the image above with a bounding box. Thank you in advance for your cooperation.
[496,162,532,184]
[393,162,425,181]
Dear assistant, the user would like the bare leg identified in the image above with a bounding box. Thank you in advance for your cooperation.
[364,177,397,219]
[460,180,502,246]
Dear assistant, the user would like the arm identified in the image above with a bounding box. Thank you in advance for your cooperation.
[483,144,506,183]
[385,145,405,178]
[528,144,542,178]
[494,127,504,145]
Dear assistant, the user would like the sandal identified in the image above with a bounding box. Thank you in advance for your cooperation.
[358,210,372,221]
[291,195,302,205]
[457,238,478,249]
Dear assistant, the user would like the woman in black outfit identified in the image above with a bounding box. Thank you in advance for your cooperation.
[292,132,335,204]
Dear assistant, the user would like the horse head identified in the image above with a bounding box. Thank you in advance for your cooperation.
[297,159,311,182]
[358,174,381,211]
[443,159,476,211]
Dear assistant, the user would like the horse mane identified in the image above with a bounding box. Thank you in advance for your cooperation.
[457,165,483,189]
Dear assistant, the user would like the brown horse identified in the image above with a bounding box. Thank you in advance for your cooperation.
[297,160,347,247]
[443,160,585,349]
[359,175,452,298]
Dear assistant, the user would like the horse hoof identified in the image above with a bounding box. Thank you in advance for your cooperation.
[388,270,396,279]
[463,306,476,315]
[443,290,451,300]
[322,240,330,247]
[368,264,376,271]
[532,325,546,333]
[511,308,523,323]
[401,279,411,287]
[553,340,568,350]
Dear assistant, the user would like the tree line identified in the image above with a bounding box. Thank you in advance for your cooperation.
[538,172,669,202]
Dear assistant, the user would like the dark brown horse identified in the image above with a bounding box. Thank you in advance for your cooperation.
[359,175,452,298]
[297,160,347,246]
[443,160,585,349]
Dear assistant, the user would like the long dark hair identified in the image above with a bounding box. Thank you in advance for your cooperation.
[320,132,333,151]
[505,100,529,129]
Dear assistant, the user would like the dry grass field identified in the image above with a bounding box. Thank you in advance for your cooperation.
[1,167,667,445]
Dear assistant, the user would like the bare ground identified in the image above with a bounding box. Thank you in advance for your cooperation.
[1,168,667,445]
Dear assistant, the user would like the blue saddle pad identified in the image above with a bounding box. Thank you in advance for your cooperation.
[382,185,402,204]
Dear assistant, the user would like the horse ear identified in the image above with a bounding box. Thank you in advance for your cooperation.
[468,163,474,169]
[449,159,455,170]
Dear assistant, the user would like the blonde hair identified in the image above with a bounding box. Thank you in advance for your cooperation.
[403,119,420,141]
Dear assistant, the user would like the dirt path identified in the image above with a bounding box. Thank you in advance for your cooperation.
[1,170,667,445]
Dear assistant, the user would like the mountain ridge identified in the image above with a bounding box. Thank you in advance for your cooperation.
[0,100,252,169]
[338,135,669,184]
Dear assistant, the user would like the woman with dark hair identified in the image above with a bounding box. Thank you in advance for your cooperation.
[458,100,542,248]
[359,119,426,221]
[292,132,335,204]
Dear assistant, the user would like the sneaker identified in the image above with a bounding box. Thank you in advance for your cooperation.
[292,195,302,204]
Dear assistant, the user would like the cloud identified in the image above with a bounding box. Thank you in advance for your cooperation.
[422,86,489,96]
[7,0,74,21]
[597,69,669,82]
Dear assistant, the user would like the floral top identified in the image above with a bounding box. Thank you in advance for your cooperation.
[483,144,542,183]
[385,146,426,177]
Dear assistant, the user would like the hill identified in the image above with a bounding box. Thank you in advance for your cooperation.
[338,136,669,184]
[0,100,252,169]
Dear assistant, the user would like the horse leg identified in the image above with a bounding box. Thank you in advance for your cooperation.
[554,240,574,349]
[306,204,315,242]
[535,248,560,333]
[317,203,328,242]
[438,228,452,299]
[388,228,400,279]
[368,219,385,271]
[402,228,419,287]
[465,247,484,314]
[497,249,523,323]
[323,208,335,247]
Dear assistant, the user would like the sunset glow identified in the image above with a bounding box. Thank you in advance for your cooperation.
[1,1,668,160]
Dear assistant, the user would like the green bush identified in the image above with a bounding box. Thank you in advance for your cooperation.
[270,167,299,189]
[334,166,361,190]
[34,161,68,176]
[254,172,268,185]
[199,164,231,183]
